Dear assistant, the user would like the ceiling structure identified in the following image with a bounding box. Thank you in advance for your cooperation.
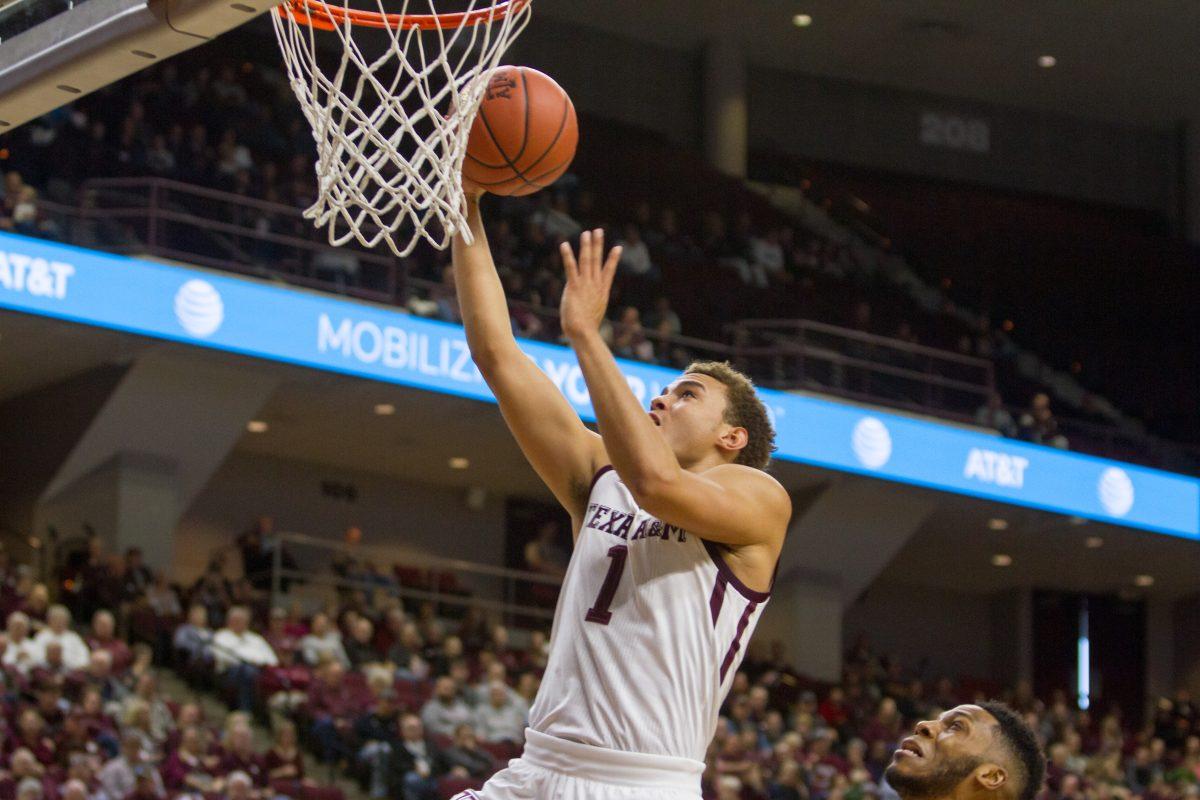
[540,0,1200,129]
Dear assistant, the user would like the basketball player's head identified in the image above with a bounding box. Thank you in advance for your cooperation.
[886,703,1044,800]
[649,361,775,470]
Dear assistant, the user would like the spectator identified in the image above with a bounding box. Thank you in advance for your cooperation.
[523,520,567,580]
[3,612,42,675]
[173,604,215,672]
[160,726,221,795]
[345,616,382,672]
[356,689,401,799]
[473,681,526,745]
[87,610,132,674]
[1019,393,1070,449]
[97,732,164,800]
[306,660,359,765]
[386,714,445,800]
[420,676,472,739]
[440,723,495,780]
[647,296,682,338]
[212,606,278,712]
[121,548,154,601]
[220,724,268,789]
[301,613,350,669]
[144,574,182,619]
[535,192,582,241]
[617,223,660,281]
[751,228,787,284]
[612,306,656,362]
[265,720,310,797]
[121,673,173,746]
[33,606,89,671]
[975,391,1018,438]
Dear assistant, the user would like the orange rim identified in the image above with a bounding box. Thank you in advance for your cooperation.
[276,0,529,30]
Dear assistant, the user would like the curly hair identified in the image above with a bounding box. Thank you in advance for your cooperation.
[684,361,776,470]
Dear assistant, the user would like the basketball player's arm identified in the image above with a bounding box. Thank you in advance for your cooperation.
[452,194,604,519]
[562,232,790,548]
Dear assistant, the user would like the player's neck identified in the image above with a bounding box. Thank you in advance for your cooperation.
[678,450,733,473]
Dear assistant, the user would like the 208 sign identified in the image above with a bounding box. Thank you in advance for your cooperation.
[919,111,991,153]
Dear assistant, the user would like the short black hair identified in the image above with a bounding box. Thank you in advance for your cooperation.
[978,701,1045,800]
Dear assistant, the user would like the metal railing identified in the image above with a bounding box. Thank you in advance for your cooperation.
[268,531,560,627]
[20,177,1198,474]
[728,318,995,416]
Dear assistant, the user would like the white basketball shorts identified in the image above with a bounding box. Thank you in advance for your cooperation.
[452,728,704,800]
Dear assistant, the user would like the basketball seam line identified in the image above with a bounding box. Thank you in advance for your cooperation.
[476,107,539,192]
[472,72,539,192]
[469,156,574,188]
[468,98,572,187]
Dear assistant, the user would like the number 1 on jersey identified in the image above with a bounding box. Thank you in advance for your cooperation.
[584,545,628,625]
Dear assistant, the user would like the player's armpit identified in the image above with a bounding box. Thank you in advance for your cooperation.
[629,463,791,549]
[475,346,605,519]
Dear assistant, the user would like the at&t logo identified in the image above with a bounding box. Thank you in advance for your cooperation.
[174,279,224,337]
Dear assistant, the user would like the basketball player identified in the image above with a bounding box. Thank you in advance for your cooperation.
[449,192,791,799]
[886,703,1046,800]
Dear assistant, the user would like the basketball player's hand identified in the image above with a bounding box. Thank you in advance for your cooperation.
[560,229,622,340]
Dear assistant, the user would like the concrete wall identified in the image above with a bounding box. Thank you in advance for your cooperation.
[176,450,507,584]
[844,582,1021,684]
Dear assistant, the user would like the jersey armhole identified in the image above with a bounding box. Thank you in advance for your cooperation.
[702,539,774,602]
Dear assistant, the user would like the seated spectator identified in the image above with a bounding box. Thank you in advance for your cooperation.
[386,714,446,800]
[473,681,526,745]
[220,723,268,789]
[345,616,382,672]
[3,749,48,799]
[975,391,1018,438]
[33,606,89,671]
[12,710,56,766]
[440,723,495,780]
[213,606,278,712]
[174,604,215,668]
[144,573,182,620]
[264,719,305,786]
[265,606,299,661]
[1019,393,1070,449]
[617,224,660,281]
[356,689,401,799]
[87,610,132,674]
[223,770,255,800]
[647,296,682,338]
[420,676,472,739]
[97,732,164,800]
[612,306,656,362]
[121,548,154,602]
[751,228,787,284]
[3,611,42,675]
[301,613,350,669]
[119,699,161,761]
[261,645,311,716]
[387,623,429,681]
[535,192,582,241]
[306,660,359,765]
[121,673,173,747]
[161,725,221,795]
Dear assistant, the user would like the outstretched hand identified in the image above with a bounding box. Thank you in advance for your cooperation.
[560,229,622,341]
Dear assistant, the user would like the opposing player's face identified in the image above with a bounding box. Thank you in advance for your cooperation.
[885,705,1006,800]
[649,374,741,465]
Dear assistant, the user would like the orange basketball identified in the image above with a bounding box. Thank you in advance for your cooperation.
[462,66,578,197]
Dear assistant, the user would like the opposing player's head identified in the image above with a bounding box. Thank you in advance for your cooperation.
[649,361,775,470]
[886,703,1044,800]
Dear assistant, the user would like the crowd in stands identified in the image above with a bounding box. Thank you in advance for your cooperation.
[0,517,1199,800]
[0,33,1191,472]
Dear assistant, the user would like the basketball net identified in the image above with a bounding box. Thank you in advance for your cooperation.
[272,0,532,257]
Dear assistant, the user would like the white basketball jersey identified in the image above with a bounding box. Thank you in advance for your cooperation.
[528,466,772,763]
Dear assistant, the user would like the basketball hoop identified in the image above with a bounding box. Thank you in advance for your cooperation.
[271,0,532,257]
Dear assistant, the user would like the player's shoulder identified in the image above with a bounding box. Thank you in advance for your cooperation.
[702,464,791,514]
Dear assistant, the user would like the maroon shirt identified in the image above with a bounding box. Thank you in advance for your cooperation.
[306,680,361,721]
[219,751,267,787]
[86,637,132,675]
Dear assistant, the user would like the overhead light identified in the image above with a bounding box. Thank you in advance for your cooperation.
[374,403,396,416]
[1084,536,1104,549]
[246,420,269,433]
[1038,55,1057,68]
[987,518,1009,531]
[1134,574,1155,587]
[792,13,812,27]
[991,554,1013,567]
[449,457,470,470]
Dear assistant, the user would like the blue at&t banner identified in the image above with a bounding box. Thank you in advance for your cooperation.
[0,232,1196,539]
